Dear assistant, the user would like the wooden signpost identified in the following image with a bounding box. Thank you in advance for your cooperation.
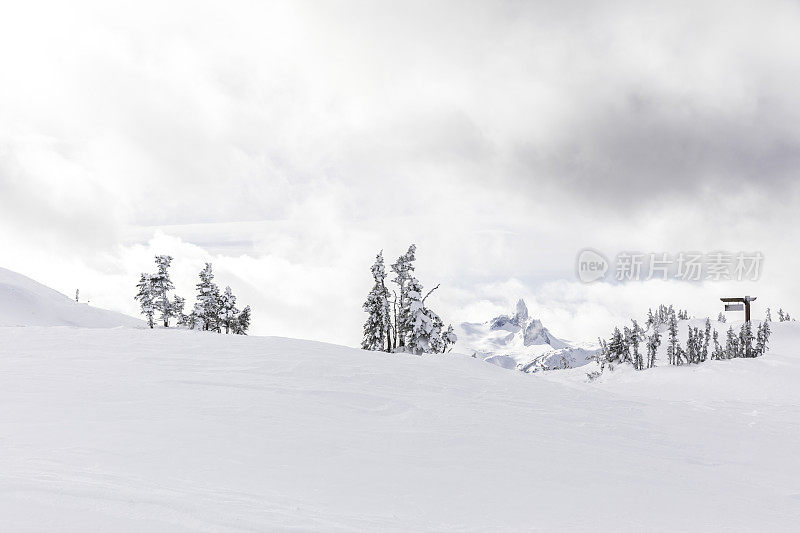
[720,296,756,322]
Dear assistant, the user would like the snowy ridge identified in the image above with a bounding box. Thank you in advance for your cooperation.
[0,267,142,328]
[457,299,599,372]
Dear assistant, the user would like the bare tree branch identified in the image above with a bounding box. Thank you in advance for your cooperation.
[422,284,440,305]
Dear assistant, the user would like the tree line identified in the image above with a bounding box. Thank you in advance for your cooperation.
[134,256,251,334]
[362,244,457,355]
[591,304,772,378]
[767,307,793,322]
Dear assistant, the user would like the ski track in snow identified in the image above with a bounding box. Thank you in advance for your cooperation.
[1,325,800,531]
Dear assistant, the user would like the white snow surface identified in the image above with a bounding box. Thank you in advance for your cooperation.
[2,323,800,531]
[457,299,598,372]
[0,267,142,328]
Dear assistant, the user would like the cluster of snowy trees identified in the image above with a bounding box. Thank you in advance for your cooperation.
[598,320,656,372]
[716,321,771,360]
[766,308,793,322]
[594,304,771,376]
[134,255,177,329]
[645,304,689,329]
[362,245,457,355]
[134,256,251,334]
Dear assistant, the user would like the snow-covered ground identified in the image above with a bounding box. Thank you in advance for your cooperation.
[0,267,142,328]
[2,323,800,531]
[0,269,798,531]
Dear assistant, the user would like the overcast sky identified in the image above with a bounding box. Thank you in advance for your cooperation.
[2,0,799,345]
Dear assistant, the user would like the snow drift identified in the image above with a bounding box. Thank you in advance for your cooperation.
[0,267,142,328]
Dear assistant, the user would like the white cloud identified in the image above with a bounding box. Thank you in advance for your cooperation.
[1,0,799,346]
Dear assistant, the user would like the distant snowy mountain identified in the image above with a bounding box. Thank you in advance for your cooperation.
[457,299,598,372]
[0,267,142,328]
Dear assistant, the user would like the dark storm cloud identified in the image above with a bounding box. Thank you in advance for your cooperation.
[6,0,799,229]
[512,88,800,207]
[288,0,800,216]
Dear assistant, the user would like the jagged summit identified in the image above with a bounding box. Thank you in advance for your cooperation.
[458,298,596,372]
[515,298,529,323]
[490,298,529,330]
[523,318,568,349]
[486,299,568,349]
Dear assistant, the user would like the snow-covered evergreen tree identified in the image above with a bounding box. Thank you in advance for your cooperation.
[360,244,455,354]
[645,308,655,331]
[151,255,175,327]
[428,309,449,354]
[591,338,610,376]
[390,245,417,348]
[398,277,424,354]
[442,325,457,353]
[718,312,726,323]
[675,345,686,366]
[739,321,754,358]
[399,277,439,355]
[778,308,786,322]
[692,326,704,364]
[666,311,679,365]
[220,286,240,334]
[607,327,626,364]
[623,325,633,364]
[233,305,251,335]
[701,319,711,362]
[172,295,187,327]
[755,320,771,357]
[187,306,200,330]
[689,326,706,364]
[765,308,772,322]
[629,320,644,370]
[712,329,724,360]
[661,305,673,325]
[389,245,456,355]
[426,310,456,354]
[686,327,697,364]
[362,251,391,351]
[646,326,661,369]
[134,273,156,328]
[195,263,222,332]
[724,326,738,359]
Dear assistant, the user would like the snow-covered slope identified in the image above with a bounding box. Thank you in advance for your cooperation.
[0,267,142,328]
[457,299,598,372]
[2,325,799,531]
